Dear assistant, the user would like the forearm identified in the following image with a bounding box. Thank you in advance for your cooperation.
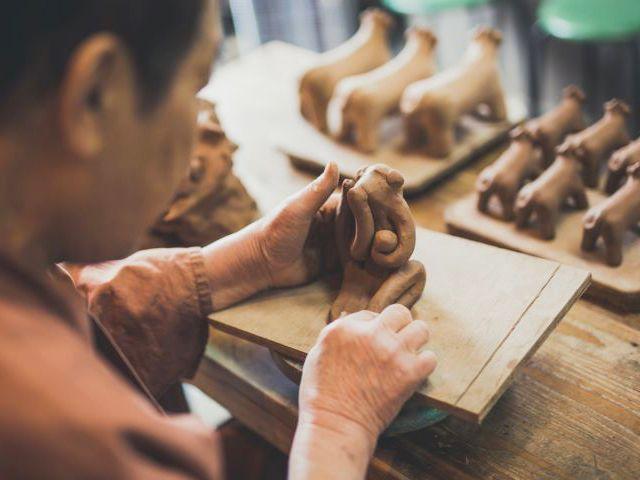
[289,412,376,480]
[202,220,271,310]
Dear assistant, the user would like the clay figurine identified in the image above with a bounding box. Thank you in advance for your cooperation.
[604,137,640,194]
[476,85,586,220]
[401,27,506,157]
[524,85,586,166]
[514,144,589,240]
[327,27,438,152]
[330,164,426,322]
[557,99,631,188]
[145,100,258,248]
[299,8,393,133]
[582,162,640,267]
[476,128,543,220]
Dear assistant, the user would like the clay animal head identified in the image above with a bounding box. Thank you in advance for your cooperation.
[509,126,536,143]
[336,164,415,269]
[604,98,631,118]
[472,26,502,47]
[405,26,438,48]
[359,7,394,30]
[562,85,586,104]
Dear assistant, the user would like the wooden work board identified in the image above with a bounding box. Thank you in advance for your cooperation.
[241,43,526,196]
[209,228,590,423]
[445,190,640,312]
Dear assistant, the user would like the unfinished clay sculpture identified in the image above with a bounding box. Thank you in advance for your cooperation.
[299,8,393,132]
[330,165,425,321]
[524,85,586,166]
[327,27,438,152]
[604,137,640,194]
[582,162,640,266]
[514,144,588,240]
[557,99,631,188]
[401,27,506,157]
[476,128,543,220]
[145,100,258,247]
[476,85,586,220]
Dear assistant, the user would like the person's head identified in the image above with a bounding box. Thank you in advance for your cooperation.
[0,0,220,264]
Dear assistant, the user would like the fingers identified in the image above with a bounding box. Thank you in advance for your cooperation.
[286,162,340,218]
[415,350,438,377]
[375,304,412,332]
[398,320,429,352]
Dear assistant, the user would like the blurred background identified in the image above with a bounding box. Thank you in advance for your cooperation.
[215,0,640,129]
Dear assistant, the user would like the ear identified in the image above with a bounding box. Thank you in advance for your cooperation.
[57,33,129,158]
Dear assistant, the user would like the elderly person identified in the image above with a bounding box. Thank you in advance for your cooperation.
[0,1,437,478]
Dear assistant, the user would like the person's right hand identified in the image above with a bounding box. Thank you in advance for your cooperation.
[298,304,437,444]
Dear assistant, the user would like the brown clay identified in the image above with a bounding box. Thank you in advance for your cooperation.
[400,27,506,157]
[476,86,586,220]
[524,85,586,166]
[327,27,438,152]
[330,165,425,321]
[298,8,393,132]
[476,128,543,220]
[582,162,640,266]
[514,145,589,240]
[145,100,258,248]
[604,137,640,194]
[557,99,631,188]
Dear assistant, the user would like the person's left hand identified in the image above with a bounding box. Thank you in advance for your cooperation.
[256,162,340,289]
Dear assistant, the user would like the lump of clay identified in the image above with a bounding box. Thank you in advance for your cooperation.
[299,8,393,133]
[401,27,506,158]
[524,85,586,166]
[330,164,426,321]
[604,137,640,194]
[582,162,640,266]
[476,85,586,220]
[514,144,588,240]
[145,100,258,248]
[476,128,543,220]
[557,99,631,188]
[327,27,438,153]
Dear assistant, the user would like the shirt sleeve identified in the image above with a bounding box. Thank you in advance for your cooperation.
[70,247,213,398]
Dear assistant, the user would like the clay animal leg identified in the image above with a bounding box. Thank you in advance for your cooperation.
[602,224,624,267]
[300,82,329,132]
[423,116,455,158]
[581,218,601,252]
[484,90,508,122]
[368,260,426,312]
[514,193,535,230]
[569,188,589,210]
[535,205,557,240]
[329,261,386,321]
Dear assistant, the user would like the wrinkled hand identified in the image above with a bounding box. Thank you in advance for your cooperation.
[299,304,437,442]
[256,162,341,288]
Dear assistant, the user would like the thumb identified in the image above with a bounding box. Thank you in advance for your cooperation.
[286,162,339,218]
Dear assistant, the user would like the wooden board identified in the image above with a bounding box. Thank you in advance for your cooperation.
[445,191,640,312]
[257,45,525,196]
[209,228,590,423]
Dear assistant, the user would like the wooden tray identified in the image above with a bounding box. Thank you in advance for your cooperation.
[209,229,589,423]
[445,191,640,312]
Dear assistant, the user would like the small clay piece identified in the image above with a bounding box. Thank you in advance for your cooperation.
[514,145,589,240]
[327,27,438,152]
[604,137,640,194]
[557,99,631,188]
[524,85,586,166]
[299,8,393,132]
[581,162,640,267]
[145,100,258,248]
[330,164,426,322]
[476,128,543,220]
[400,27,506,157]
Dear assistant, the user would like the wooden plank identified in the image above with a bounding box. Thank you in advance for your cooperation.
[209,228,590,423]
[445,191,640,311]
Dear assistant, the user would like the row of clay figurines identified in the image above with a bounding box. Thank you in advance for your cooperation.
[299,8,507,157]
[476,86,640,267]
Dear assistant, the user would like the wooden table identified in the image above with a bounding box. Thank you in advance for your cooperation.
[193,43,640,479]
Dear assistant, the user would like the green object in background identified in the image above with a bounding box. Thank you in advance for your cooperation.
[382,0,491,15]
[538,0,640,42]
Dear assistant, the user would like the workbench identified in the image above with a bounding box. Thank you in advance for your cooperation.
[193,42,640,479]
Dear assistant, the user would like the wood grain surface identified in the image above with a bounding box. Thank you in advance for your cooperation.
[445,191,640,311]
[210,229,589,422]
[194,42,640,479]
